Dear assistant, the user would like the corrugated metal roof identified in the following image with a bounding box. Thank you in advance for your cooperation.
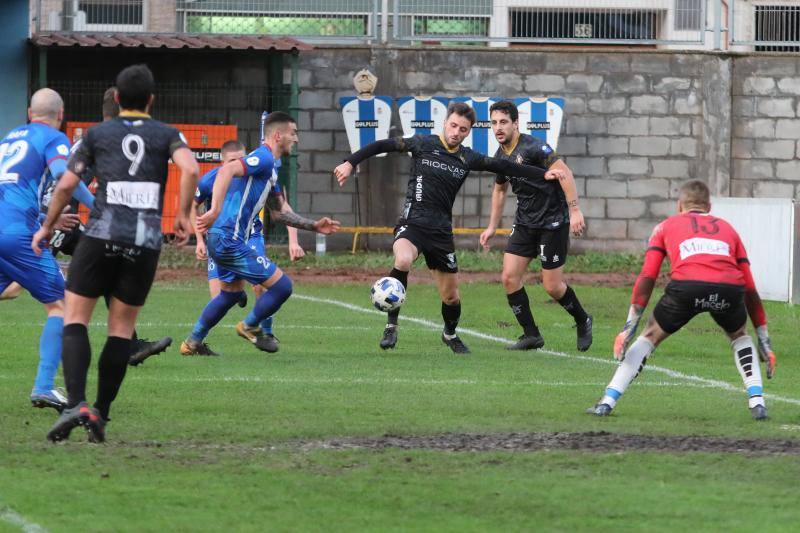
[31,32,312,51]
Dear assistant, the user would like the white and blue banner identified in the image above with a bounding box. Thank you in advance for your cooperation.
[397,96,449,137]
[340,96,393,157]
[452,96,500,156]
[514,97,565,150]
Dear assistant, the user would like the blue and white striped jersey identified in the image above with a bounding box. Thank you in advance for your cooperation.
[398,96,449,137]
[0,122,70,235]
[340,96,393,157]
[514,97,565,150]
[207,145,281,242]
[451,97,501,157]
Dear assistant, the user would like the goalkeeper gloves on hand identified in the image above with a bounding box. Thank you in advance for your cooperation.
[613,306,643,361]
[756,325,776,379]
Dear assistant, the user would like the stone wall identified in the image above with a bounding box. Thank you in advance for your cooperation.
[292,46,755,252]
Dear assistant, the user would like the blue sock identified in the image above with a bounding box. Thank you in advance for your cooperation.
[190,291,246,342]
[260,316,274,335]
[34,316,63,393]
[245,275,293,328]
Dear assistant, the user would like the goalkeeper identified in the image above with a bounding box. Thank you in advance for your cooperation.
[588,179,777,420]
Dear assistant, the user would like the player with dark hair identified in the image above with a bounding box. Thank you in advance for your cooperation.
[185,138,306,355]
[587,179,777,420]
[48,85,172,367]
[190,112,339,354]
[0,88,94,412]
[33,64,200,442]
[481,99,592,352]
[334,101,565,354]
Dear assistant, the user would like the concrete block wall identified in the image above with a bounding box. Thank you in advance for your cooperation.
[293,46,796,252]
[731,57,800,199]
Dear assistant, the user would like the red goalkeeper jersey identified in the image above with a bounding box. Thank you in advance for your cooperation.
[646,211,748,286]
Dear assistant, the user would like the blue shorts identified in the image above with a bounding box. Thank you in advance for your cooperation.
[207,232,276,285]
[207,234,266,281]
[0,233,65,304]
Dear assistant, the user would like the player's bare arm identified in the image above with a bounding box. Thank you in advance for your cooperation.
[283,201,305,261]
[197,159,242,232]
[190,201,207,260]
[31,170,81,255]
[172,146,200,245]
[266,194,341,234]
[479,181,510,249]
[549,160,585,237]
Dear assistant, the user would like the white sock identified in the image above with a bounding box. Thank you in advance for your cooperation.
[601,336,655,408]
[731,335,765,409]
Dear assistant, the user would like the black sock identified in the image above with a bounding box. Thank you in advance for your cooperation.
[557,285,589,324]
[387,268,408,326]
[62,323,92,409]
[507,287,540,337]
[441,301,461,336]
[94,336,133,421]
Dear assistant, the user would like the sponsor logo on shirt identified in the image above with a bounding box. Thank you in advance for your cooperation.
[679,237,730,260]
[411,120,435,129]
[355,120,379,128]
[106,181,160,210]
[421,158,467,178]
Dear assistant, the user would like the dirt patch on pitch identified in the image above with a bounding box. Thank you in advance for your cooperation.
[155,266,642,288]
[306,432,800,456]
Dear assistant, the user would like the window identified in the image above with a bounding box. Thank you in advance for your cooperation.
[78,1,143,26]
[756,5,800,52]
[674,0,702,31]
[510,9,659,41]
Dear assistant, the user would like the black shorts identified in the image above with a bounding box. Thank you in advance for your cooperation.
[66,236,160,307]
[50,224,84,257]
[653,280,747,334]
[505,224,569,270]
[394,222,457,273]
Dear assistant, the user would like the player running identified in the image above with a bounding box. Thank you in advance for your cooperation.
[192,112,339,354]
[587,180,777,420]
[480,100,592,352]
[48,86,173,367]
[184,139,305,355]
[0,88,95,412]
[34,64,199,442]
[333,101,564,354]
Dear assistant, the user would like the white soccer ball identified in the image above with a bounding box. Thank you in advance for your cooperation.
[370,276,406,312]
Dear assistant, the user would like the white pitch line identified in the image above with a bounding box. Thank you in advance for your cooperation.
[293,294,800,407]
[0,503,48,533]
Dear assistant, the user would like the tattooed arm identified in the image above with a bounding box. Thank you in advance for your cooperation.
[266,195,341,234]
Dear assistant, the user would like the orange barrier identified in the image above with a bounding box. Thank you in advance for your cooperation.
[339,226,512,254]
[65,122,237,234]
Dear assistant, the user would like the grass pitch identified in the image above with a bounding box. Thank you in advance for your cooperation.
[1,277,799,531]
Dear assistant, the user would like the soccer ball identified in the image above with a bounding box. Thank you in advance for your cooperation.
[370,276,406,312]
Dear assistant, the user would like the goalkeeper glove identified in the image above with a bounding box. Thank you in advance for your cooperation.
[756,325,776,379]
[613,306,643,361]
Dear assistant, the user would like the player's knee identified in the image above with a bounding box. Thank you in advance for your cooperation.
[271,273,293,300]
[252,284,266,298]
[501,271,521,292]
[543,281,565,299]
[394,255,413,271]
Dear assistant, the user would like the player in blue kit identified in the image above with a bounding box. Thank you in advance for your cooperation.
[189,112,339,353]
[0,88,95,411]
[185,139,305,355]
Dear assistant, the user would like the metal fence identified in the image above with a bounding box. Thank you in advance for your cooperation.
[33,0,381,42]
[729,2,800,51]
[30,0,800,51]
[393,0,707,46]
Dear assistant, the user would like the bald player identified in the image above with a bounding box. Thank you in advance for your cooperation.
[0,88,94,411]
